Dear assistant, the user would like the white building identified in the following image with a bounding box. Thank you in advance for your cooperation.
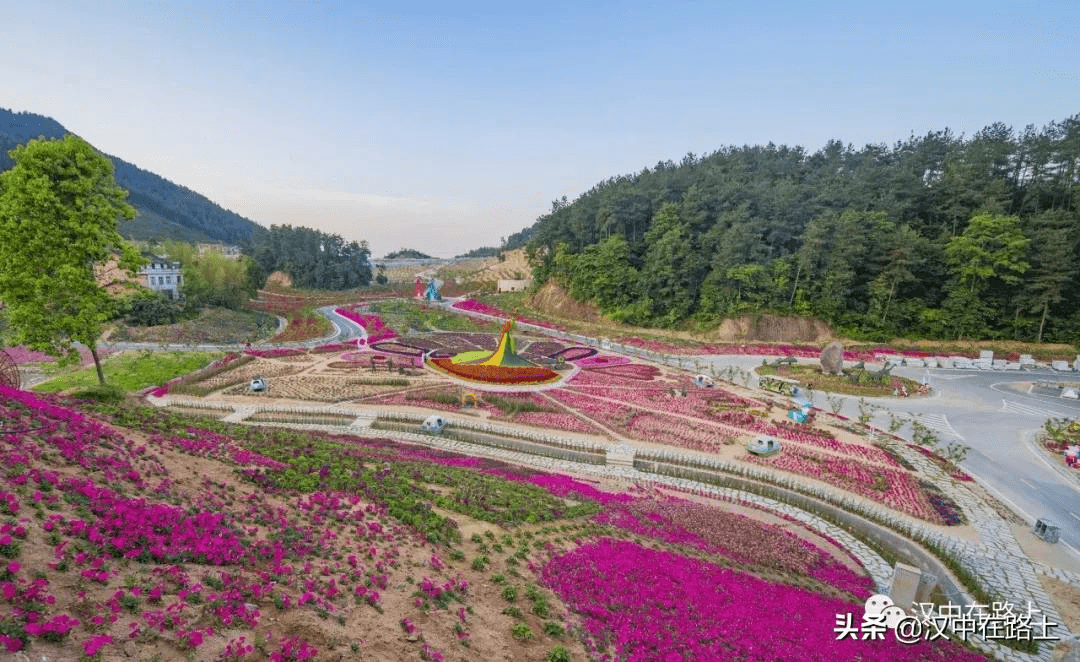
[497,278,533,292]
[139,258,183,299]
[197,243,242,259]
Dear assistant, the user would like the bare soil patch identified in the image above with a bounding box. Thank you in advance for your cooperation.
[1040,575,1080,633]
[528,281,607,325]
[709,315,833,343]
[266,270,293,287]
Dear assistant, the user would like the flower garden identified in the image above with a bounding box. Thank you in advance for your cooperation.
[0,383,989,661]
[120,303,971,529]
[0,298,1014,659]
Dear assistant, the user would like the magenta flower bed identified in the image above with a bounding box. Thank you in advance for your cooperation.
[334,308,397,343]
[542,538,983,661]
[1,345,116,366]
[552,346,596,361]
[62,476,248,564]
[1,346,55,364]
[452,299,506,317]
[452,299,565,331]
[584,363,660,381]
[611,339,972,361]
[566,385,727,420]
[566,383,898,466]
[546,390,637,428]
[568,368,661,387]
[593,497,874,597]
[627,413,737,451]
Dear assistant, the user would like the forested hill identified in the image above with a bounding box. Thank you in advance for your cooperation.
[0,108,267,246]
[516,116,1080,344]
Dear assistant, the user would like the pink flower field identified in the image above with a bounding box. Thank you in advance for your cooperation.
[0,361,991,661]
[542,538,984,662]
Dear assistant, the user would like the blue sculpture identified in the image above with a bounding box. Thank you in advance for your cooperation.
[424,278,441,301]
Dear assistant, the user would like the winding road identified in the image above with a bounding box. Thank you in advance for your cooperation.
[692,354,1080,558]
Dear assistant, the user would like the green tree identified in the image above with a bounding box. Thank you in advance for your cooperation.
[942,212,1029,339]
[640,203,702,324]
[1018,211,1076,342]
[566,234,639,313]
[0,135,143,385]
[866,223,926,329]
[945,212,1029,295]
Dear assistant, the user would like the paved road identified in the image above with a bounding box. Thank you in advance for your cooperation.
[691,354,1080,557]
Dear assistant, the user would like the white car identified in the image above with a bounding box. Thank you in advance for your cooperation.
[250,377,268,392]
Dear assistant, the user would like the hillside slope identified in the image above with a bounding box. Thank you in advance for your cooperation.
[0,108,267,245]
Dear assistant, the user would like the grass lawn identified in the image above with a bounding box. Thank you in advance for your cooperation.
[370,299,494,333]
[33,350,223,393]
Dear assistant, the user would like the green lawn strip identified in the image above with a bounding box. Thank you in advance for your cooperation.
[368,299,493,333]
[33,350,223,393]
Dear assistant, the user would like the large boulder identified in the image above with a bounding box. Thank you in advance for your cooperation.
[820,341,845,375]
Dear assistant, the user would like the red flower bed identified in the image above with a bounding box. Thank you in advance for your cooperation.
[269,314,331,343]
[574,354,631,368]
[428,358,560,385]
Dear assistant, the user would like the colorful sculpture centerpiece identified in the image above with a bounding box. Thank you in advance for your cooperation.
[427,316,561,385]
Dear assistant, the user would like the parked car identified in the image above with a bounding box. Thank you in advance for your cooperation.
[250,377,268,392]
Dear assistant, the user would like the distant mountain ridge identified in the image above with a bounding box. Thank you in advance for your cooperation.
[0,108,267,246]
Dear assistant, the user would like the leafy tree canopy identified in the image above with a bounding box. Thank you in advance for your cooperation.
[0,135,144,383]
[512,114,1080,343]
[384,248,432,259]
[252,225,372,290]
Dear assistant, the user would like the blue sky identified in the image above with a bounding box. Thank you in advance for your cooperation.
[2,1,1077,258]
